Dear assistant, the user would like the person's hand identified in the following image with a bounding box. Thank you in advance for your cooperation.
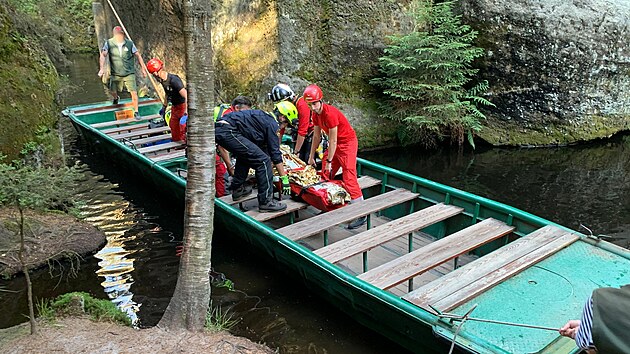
[140,69,147,79]
[180,113,188,126]
[559,320,580,339]
[97,69,104,77]
[280,175,291,195]
[227,166,235,177]
[308,156,316,167]
[324,160,332,179]
[159,106,166,118]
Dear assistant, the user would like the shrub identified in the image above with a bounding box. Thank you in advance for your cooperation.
[372,0,493,148]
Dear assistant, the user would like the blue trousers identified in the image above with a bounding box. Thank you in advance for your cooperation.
[215,125,274,205]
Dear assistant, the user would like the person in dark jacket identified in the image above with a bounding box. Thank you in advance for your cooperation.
[560,284,630,353]
[215,107,294,212]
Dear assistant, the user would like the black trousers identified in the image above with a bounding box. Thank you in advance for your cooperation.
[215,125,274,205]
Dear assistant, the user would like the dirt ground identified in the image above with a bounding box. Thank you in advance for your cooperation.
[0,208,106,277]
[0,317,275,354]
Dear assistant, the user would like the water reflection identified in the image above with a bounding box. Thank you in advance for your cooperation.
[363,135,630,249]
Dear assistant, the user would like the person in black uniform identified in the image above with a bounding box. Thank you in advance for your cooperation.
[215,108,293,212]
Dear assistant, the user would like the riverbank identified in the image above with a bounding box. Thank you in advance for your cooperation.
[0,317,274,354]
[0,208,106,278]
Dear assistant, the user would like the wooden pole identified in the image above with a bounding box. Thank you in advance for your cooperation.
[104,0,166,105]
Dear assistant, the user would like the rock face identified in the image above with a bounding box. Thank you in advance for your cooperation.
[461,0,630,146]
[104,0,630,148]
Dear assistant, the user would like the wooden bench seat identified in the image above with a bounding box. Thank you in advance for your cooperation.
[115,126,171,140]
[103,122,151,135]
[245,199,309,222]
[404,225,578,312]
[315,203,464,264]
[357,218,515,290]
[277,189,419,242]
[138,141,185,155]
[92,114,160,129]
[151,150,186,162]
[356,176,381,189]
[128,134,172,147]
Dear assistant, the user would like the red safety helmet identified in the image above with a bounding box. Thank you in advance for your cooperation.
[303,84,323,103]
[147,58,164,74]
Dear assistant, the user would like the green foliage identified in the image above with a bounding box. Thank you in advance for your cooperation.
[205,302,240,332]
[35,298,56,322]
[0,159,81,212]
[372,0,493,147]
[44,292,131,326]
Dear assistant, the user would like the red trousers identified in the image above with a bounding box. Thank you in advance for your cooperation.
[322,138,363,200]
[215,154,227,197]
[169,103,186,142]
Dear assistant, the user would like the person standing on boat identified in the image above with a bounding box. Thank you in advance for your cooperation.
[213,96,253,197]
[146,58,188,142]
[304,84,366,230]
[98,26,145,118]
[268,84,314,162]
[560,284,630,353]
[215,104,296,212]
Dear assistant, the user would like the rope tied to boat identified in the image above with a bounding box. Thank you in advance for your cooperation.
[429,304,561,354]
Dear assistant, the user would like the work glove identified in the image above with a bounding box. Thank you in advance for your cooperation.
[280,175,291,195]
[180,113,188,126]
[159,106,166,117]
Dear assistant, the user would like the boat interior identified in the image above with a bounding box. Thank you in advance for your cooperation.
[82,102,581,316]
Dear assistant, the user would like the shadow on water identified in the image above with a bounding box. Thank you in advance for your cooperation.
[0,53,410,354]
[362,137,630,249]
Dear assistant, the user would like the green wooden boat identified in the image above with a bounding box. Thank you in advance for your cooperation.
[63,98,630,353]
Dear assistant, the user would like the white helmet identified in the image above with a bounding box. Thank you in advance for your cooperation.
[268,83,296,102]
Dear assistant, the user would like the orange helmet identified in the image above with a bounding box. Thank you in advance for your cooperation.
[147,58,164,74]
[303,84,323,103]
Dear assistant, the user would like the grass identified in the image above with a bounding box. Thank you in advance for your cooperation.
[36,292,131,326]
[205,301,240,332]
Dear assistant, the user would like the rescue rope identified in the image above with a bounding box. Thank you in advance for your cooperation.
[432,304,560,354]
[104,0,166,105]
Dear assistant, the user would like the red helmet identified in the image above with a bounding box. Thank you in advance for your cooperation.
[147,58,163,74]
[303,84,323,103]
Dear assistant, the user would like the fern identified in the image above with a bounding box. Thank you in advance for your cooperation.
[372,0,493,147]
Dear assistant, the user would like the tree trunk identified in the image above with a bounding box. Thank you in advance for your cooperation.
[158,0,216,331]
[17,207,37,335]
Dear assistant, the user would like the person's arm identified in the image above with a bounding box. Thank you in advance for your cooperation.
[294,135,306,154]
[217,145,234,176]
[308,126,322,166]
[325,126,338,174]
[266,120,284,168]
[134,51,146,78]
[179,88,188,114]
[98,42,109,77]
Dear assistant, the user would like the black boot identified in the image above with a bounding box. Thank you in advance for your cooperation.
[259,200,287,213]
[232,185,253,202]
[348,216,367,230]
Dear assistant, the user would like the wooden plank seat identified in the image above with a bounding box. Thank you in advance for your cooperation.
[151,150,186,162]
[315,203,464,264]
[138,141,185,155]
[219,174,383,206]
[74,99,161,116]
[127,134,172,147]
[357,218,515,290]
[404,225,578,312]
[114,126,171,140]
[91,114,160,129]
[356,176,381,189]
[102,122,152,135]
[277,189,419,242]
[245,199,309,222]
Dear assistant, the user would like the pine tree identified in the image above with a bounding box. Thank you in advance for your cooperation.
[372,0,493,147]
